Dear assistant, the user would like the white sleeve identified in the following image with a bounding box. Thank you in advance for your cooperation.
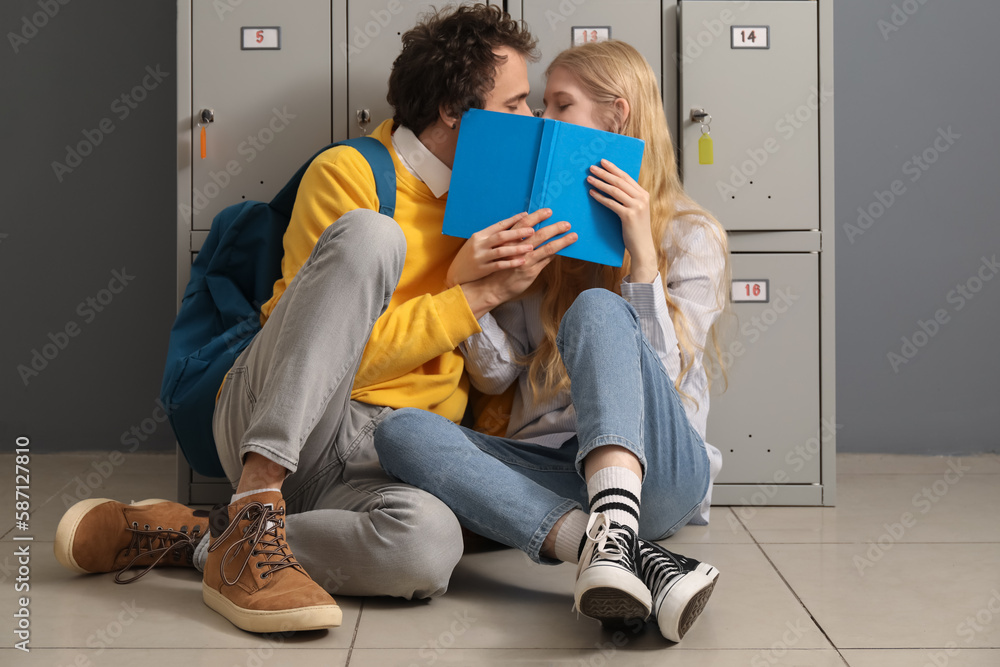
[665,223,727,369]
[620,275,682,381]
[620,221,726,383]
[458,300,530,395]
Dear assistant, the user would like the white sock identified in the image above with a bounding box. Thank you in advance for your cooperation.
[192,488,282,573]
[553,509,590,564]
[193,533,210,572]
[230,487,281,504]
[587,466,642,534]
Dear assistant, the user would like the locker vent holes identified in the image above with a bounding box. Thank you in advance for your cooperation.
[729,181,773,200]
[239,181,264,200]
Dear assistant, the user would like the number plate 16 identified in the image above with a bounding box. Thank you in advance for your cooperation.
[732,279,770,303]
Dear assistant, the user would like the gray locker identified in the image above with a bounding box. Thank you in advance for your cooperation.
[679,0,819,231]
[679,1,836,506]
[178,0,334,504]
[189,0,332,230]
[707,252,820,485]
[519,0,664,116]
[342,0,503,139]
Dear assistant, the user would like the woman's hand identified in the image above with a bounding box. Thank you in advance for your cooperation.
[588,159,659,283]
[445,211,548,288]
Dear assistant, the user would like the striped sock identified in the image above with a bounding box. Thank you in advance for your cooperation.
[587,466,641,534]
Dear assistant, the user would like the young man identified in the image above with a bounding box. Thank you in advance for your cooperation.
[54,4,574,634]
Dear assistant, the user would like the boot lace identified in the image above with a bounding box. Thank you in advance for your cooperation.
[208,501,303,586]
[114,523,202,584]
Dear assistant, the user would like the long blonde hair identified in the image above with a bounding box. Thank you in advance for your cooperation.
[525,40,732,405]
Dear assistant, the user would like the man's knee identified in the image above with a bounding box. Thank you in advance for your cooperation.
[388,493,463,599]
[316,209,406,275]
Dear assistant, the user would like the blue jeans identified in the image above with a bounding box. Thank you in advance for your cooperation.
[374,289,710,564]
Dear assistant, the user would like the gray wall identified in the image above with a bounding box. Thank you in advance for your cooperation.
[1,0,178,453]
[1,0,997,455]
[834,0,1000,454]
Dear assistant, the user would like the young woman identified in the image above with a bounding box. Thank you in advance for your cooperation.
[374,40,731,643]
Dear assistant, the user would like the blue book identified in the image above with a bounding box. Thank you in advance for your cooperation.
[443,109,645,267]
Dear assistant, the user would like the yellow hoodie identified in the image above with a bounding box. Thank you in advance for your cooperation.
[259,120,480,423]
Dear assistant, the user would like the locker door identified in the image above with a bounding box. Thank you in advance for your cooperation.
[679,0,819,231]
[707,252,820,484]
[190,0,331,230]
[343,1,502,139]
[520,0,663,117]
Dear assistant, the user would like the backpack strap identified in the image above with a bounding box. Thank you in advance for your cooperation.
[269,136,396,218]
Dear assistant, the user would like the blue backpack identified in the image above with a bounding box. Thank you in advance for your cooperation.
[161,137,396,478]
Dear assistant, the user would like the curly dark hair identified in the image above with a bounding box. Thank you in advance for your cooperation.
[387,4,538,136]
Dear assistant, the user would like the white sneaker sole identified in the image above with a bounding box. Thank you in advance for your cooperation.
[203,584,343,633]
[654,563,719,642]
[54,498,170,574]
[575,563,652,626]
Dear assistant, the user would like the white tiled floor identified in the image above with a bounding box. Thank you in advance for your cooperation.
[2,452,999,665]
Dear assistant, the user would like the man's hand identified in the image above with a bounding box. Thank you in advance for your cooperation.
[461,219,578,319]
[445,210,552,288]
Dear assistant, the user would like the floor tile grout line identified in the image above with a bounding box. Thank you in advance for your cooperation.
[732,507,851,663]
[344,597,365,666]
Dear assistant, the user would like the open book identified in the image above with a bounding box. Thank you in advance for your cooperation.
[443,109,645,267]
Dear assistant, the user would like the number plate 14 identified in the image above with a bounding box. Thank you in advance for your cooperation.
[731,25,770,49]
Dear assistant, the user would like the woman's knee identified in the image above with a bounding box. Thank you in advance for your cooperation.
[559,289,636,340]
[374,408,437,467]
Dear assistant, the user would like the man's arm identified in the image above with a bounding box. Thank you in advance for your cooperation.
[354,216,578,389]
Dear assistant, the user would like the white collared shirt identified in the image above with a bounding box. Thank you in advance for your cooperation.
[391,125,452,198]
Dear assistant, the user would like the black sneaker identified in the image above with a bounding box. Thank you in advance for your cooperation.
[574,513,651,627]
[638,539,719,642]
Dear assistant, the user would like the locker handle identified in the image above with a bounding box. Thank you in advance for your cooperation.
[199,109,214,160]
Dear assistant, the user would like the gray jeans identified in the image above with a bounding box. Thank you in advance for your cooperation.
[213,209,463,600]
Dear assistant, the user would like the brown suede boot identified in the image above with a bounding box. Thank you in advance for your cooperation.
[202,490,342,633]
[54,498,208,583]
